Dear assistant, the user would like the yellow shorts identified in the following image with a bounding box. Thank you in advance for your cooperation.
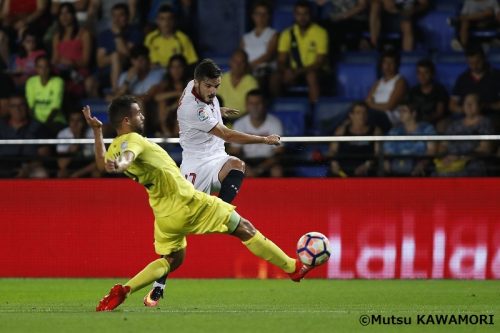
[153,191,237,255]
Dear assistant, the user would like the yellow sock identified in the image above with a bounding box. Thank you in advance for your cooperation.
[125,258,170,293]
[243,231,296,273]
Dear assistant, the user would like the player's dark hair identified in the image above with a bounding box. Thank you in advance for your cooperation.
[194,59,222,81]
[108,95,139,129]
[112,3,130,17]
[416,58,435,75]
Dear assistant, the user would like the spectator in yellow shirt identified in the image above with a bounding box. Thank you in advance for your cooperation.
[218,49,259,120]
[271,0,329,103]
[144,4,198,69]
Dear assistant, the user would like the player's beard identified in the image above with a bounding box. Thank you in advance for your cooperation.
[131,122,144,135]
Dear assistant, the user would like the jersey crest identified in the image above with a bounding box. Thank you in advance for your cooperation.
[198,108,209,121]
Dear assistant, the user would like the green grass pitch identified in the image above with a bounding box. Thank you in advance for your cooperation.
[0,279,498,333]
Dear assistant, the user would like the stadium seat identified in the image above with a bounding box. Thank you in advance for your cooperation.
[335,62,377,99]
[399,63,417,87]
[314,97,353,135]
[272,5,293,32]
[81,98,108,123]
[435,62,467,92]
[294,165,328,177]
[339,51,378,64]
[417,10,455,52]
[271,97,308,136]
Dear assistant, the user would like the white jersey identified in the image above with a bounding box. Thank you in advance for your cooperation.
[177,80,227,162]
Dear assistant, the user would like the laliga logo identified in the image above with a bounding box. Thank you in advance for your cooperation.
[327,211,500,279]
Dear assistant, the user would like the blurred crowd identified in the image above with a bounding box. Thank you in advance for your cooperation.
[0,0,500,178]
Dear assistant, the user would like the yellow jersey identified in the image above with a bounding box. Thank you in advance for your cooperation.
[278,23,328,69]
[144,29,198,67]
[105,132,195,218]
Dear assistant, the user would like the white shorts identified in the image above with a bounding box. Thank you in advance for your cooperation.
[180,154,231,194]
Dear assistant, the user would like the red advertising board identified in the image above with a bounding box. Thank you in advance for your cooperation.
[0,179,499,279]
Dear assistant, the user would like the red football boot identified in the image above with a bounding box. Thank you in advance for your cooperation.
[96,284,131,311]
[288,259,314,282]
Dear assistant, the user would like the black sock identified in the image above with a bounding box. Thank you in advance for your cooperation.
[218,169,244,203]
[155,274,168,287]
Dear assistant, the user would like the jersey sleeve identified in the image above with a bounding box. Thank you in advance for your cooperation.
[183,104,219,133]
[123,132,146,158]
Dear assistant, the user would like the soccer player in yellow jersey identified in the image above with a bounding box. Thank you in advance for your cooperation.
[84,95,315,311]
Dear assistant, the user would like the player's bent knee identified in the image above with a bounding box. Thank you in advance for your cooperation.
[228,157,245,172]
[163,249,185,272]
[231,218,256,241]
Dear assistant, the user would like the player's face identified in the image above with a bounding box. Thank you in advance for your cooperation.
[195,77,221,104]
[127,103,145,133]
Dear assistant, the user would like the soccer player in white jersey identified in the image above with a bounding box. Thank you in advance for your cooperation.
[144,58,282,307]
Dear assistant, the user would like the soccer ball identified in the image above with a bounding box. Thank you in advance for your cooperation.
[296,232,331,266]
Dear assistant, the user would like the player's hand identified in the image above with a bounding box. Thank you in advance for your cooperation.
[264,134,281,146]
[82,105,103,130]
[104,159,117,173]
[220,107,240,118]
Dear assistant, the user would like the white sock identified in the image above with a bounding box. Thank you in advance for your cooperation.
[153,281,165,289]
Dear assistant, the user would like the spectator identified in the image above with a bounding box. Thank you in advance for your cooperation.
[95,0,138,32]
[370,0,429,51]
[383,102,437,176]
[435,93,494,176]
[326,101,382,177]
[0,70,16,118]
[51,0,99,29]
[451,0,499,50]
[26,55,65,135]
[51,2,92,98]
[449,46,500,129]
[365,49,408,132]
[272,0,329,103]
[217,49,259,120]
[229,89,284,177]
[93,2,143,93]
[0,0,49,39]
[240,1,277,88]
[56,109,98,178]
[407,59,449,133]
[107,45,164,104]
[144,4,198,68]
[11,27,46,88]
[151,54,189,137]
[0,94,50,178]
[315,0,370,53]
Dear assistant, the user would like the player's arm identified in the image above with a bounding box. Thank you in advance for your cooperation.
[82,105,106,171]
[105,150,135,174]
[209,122,280,145]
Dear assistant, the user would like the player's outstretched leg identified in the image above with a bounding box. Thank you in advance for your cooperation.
[96,258,170,311]
[231,214,315,282]
[143,249,185,307]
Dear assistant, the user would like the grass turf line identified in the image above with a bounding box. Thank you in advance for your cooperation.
[0,279,498,333]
